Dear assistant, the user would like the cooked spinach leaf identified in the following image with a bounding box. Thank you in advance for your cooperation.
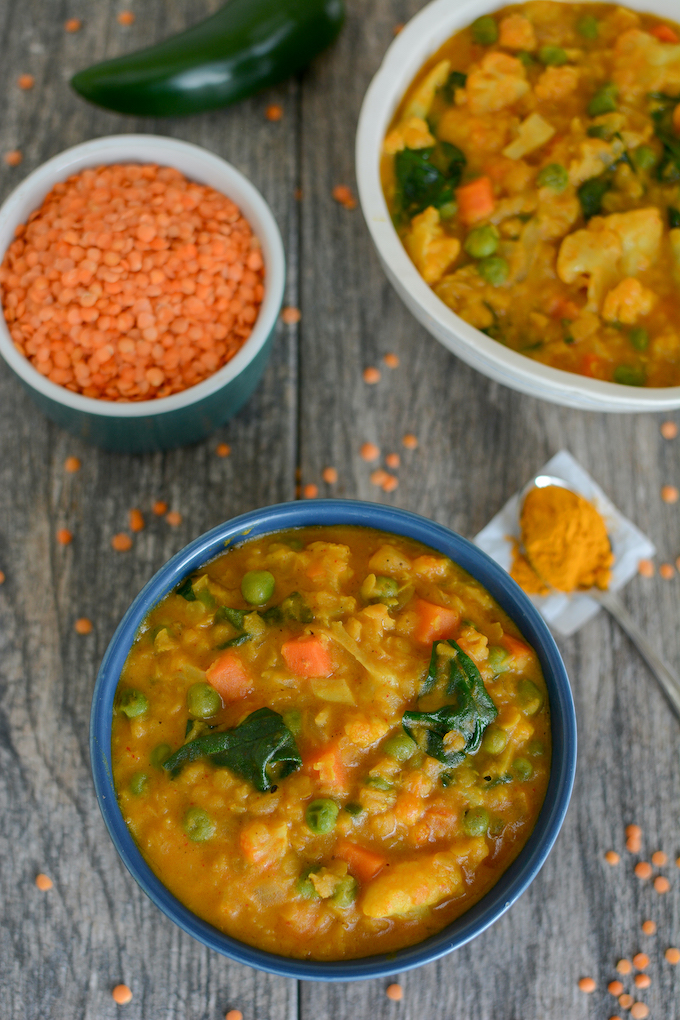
[395,143,466,218]
[669,206,680,229]
[261,591,313,625]
[164,707,302,792]
[176,576,197,601]
[650,92,680,182]
[577,174,612,219]
[402,639,497,768]
[439,70,467,103]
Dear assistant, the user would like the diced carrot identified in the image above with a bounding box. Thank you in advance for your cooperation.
[580,353,603,378]
[205,651,252,701]
[412,599,460,644]
[335,839,387,882]
[281,635,332,677]
[549,296,580,321]
[456,176,495,225]
[651,24,679,42]
[305,741,348,793]
[500,633,534,670]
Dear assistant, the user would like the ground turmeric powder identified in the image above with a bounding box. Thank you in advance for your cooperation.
[510,484,613,594]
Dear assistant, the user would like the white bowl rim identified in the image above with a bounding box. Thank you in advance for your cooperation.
[0,134,285,418]
[355,0,680,412]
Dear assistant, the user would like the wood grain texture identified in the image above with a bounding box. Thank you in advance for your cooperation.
[0,0,679,1018]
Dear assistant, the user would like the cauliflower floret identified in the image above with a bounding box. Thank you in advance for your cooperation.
[536,188,580,241]
[435,265,494,328]
[499,13,537,51]
[602,278,657,324]
[404,207,461,286]
[383,116,435,155]
[557,227,622,311]
[604,207,663,276]
[534,65,580,102]
[239,820,288,867]
[465,52,529,116]
[403,59,451,120]
[344,712,391,748]
[612,29,680,100]
[502,112,555,160]
[568,138,622,186]
[438,107,512,155]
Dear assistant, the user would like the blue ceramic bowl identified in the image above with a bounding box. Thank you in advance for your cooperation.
[0,136,285,452]
[91,500,577,980]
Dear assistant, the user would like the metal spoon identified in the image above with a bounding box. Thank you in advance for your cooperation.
[519,474,680,721]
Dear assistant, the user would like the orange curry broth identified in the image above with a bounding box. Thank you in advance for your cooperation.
[112,526,551,960]
[381,2,680,387]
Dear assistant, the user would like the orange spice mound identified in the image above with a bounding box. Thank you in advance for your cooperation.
[0,163,265,402]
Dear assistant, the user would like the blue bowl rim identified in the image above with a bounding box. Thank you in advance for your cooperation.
[90,499,577,981]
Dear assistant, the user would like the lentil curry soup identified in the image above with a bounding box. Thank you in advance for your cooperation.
[381,2,680,387]
[112,526,551,960]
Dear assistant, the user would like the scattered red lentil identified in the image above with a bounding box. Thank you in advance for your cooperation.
[626,825,642,840]
[74,617,93,634]
[111,533,133,551]
[332,184,357,210]
[661,484,679,503]
[385,452,400,469]
[112,984,133,1005]
[605,850,620,865]
[303,483,318,499]
[630,1003,649,1020]
[637,559,655,578]
[383,352,400,368]
[64,455,81,473]
[65,17,82,31]
[608,981,624,996]
[632,953,649,970]
[651,850,667,866]
[35,873,52,890]
[294,187,303,201]
[402,433,418,449]
[381,474,398,493]
[57,528,73,545]
[665,947,680,964]
[322,466,338,484]
[654,875,670,893]
[660,420,678,439]
[635,862,653,880]
[641,920,656,936]
[152,500,168,515]
[578,977,596,993]
[370,469,390,487]
[0,570,5,584]
[225,1011,243,1020]
[617,959,633,975]
[634,974,651,990]
[619,993,634,1009]
[385,984,403,1001]
[659,562,675,579]
[216,442,231,457]
[117,11,135,25]
[609,1016,623,1020]
[265,104,283,121]
[360,442,380,462]
[129,508,145,532]
[1,163,265,400]
[165,511,182,527]
[4,150,22,166]
[626,833,642,852]
[17,74,35,90]
[281,306,301,325]
[363,366,381,384]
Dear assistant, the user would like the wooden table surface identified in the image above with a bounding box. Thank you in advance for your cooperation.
[1,1,679,1018]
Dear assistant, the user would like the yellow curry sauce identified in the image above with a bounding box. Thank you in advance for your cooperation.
[381,2,680,387]
[112,527,550,960]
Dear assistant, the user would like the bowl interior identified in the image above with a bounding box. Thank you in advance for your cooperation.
[91,500,577,981]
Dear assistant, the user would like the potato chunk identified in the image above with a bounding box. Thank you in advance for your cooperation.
[383,116,435,155]
[466,52,529,115]
[403,59,451,120]
[405,207,461,285]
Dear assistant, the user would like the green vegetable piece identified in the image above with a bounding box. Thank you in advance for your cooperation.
[511,757,533,782]
[613,365,646,386]
[633,145,657,171]
[471,15,498,45]
[305,798,339,834]
[517,51,535,66]
[261,591,313,625]
[439,70,467,103]
[296,867,320,899]
[129,771,149,795]
[438,201,458,220]
[344,802,363,816]
[332,875,358,908]
[365,775,393,791]
[518,678,543,716]
[394,145,465,219]
[282,709,302,736]
[527,739,544,757]
[536,164,569,192]
[463,806,490,836]
[182,806,215,842]
[187,682,222,719]
[478,256,509,286]
[216,605,247,629]
[588,83,617,116]
[464,224,499,259]
[577,15,599,40]
[586,124,610,140]
[651,93,680,182]
[481,725,508,755]
[383,732,417,762]
[176,576,197,601]
[487,645,511,674]
[196,587,216,609]
[577,175,611,219]
[629,327,649,352]
[669,206,680,229]
[150,743,172,769]
[163,707,302,792]
[71,0,346,117]
[539,45,568,66]
[119,689,148,718]
[241,570,275,605]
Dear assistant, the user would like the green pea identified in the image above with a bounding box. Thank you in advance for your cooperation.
[588,83,618,116]
[518,679,543,716]
[241,570,275,605]
[296,866,320,899]
[482,724,508,755]
[182,806,215,842]
[119,689,148,718]
[629,327,649,352]
[613,365,646,387]
[487,645,511,674]
[384,732,417,762]
[478,256,509,286]
[471,15,498,45]
[527,740,544,757]
[633,145,657,171]
[539,45,568,66]
[463,806,490,837]
[344,802,363,817]
[512,757,533,782]
[282,709,302,736]
[305,798,339,834]
[365,775,393,791]
[332,875,358,908]
[464,224,499,259]
[129,771,149,795]
[187,682,221,719]
[150,743,172,769]
[577,14,599,40]
[438,201,458,220]
[517,50,535,66]
[374,576,399,600]
[536,163,569,192]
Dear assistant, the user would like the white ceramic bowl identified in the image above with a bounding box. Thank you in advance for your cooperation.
[356,0,680,412]
[0,135,285,451]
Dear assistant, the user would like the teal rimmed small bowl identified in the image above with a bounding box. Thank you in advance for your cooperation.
[0,135,285,452]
